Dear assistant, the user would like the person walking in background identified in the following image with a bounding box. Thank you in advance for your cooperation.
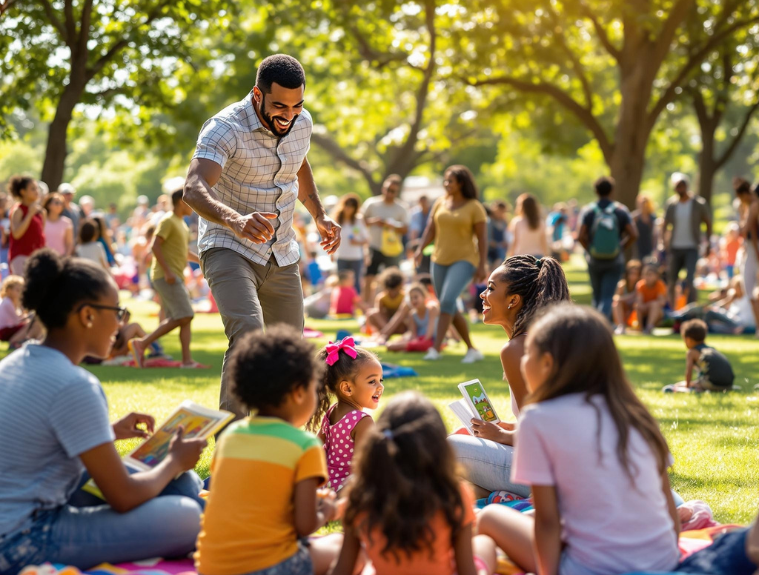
[409,195,432,274]
[663,172,712,306]
[333,193,368,295]
[7,175,46,276]
[508,193,547,258]
[735,178,759,335]
[94,216,117,267]
[183,54,340,419]
[58,183,82,240]
[361,175,408,302]
[130,190,201,368]
[578,176,638,322]
[415,165,487,363]
[43,193,74,257]
[632,193,657,261]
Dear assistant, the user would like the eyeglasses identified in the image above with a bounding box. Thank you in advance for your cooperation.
[78,303,128,321]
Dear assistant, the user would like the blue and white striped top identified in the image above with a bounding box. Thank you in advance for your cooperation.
[0,344,114,537]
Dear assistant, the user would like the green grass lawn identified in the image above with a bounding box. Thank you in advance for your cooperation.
[53,256,759,524]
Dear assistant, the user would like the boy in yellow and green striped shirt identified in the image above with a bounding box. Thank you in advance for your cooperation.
[195,326,342,575]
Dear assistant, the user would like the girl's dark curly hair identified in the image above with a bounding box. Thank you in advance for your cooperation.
[343,392,465,564]
[307,341,379,432]
[7,175,35,199]
[496,255,570,337]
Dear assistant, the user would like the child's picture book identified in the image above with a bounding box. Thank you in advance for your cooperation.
[125,400,233,470]
[448,379,500,432]
[82,401,232,500]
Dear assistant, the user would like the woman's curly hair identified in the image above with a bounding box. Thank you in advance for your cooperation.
[343,392,465,564]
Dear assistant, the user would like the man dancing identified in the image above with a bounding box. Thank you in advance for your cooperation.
[183,54,341,418]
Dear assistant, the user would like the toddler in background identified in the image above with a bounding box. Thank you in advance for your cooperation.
[195,325,344,575]
[308,338,383,492]
[478,304,680,575]
[635,264,667,333]
[0,275,43,346]
[385,283,440,352]
[366,267,406,336]
[721,222,742,279]
[329,392,496,575]
[613,259,641,334]
[330,270,364,317]
[666,319,735,393]
[76,219,110,271]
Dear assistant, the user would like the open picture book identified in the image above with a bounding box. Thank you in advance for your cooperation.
[448,379,500,432]
[83,400,233,498]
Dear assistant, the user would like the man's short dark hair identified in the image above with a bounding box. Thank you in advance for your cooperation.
[594,176,615,197]
[256,54,306,94]
[171,189,184,206]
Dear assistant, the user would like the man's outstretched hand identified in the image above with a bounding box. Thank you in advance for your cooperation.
[316,215,341,255]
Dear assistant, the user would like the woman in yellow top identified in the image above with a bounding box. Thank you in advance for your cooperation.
[415,165,488,363]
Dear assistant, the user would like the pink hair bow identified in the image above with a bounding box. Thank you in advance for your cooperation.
[325,337,357,366]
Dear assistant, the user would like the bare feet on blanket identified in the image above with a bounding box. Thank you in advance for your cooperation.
[129,338,147,368]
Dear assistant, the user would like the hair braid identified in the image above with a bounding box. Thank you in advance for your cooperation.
[498,255,570,336]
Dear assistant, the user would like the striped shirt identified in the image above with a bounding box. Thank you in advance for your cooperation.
[0,344,115,536]
[192,92,313,267]
[195,417,327,574]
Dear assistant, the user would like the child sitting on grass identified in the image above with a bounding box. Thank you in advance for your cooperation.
[635,263,667,334]
[385,283,440,352]
[0,275,43,347]
[329,391,496,575]
[613,259,641,334]
[366,267,406,336]
[330,270,364,318]
[76,219,110,271]
[478,304,681,575]
[307,337,383,492]
[666,319,735,393]
[195,325,345,575]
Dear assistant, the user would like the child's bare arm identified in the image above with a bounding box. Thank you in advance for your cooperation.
[534,485,562,575]
[684,349,697,386]
[662,470,681,537]
[327,525,362,575]
[350,417,374,449]
[425,303,440,340]
[452,523,479,575]
[293,477,335,536]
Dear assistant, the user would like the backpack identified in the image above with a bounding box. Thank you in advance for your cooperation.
[589,202,620,260]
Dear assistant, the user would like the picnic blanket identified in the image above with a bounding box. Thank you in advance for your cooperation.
[19,525,744,575]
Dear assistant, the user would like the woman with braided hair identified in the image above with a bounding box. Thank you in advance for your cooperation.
[448,255,570,497]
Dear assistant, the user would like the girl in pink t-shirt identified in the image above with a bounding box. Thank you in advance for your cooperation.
[478,304,680,575]
[329,392,496,575]
[307,338,383,491]
[329,270,363,317]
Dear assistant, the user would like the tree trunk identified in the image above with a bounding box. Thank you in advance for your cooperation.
[608,59,657,210]
[697,127,716,205]
[40,67,87,191]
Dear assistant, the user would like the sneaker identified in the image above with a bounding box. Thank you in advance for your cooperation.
[424,348,441,361]
[462,348,484,364]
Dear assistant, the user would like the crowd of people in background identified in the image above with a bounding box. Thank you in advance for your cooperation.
[3,164,759,362]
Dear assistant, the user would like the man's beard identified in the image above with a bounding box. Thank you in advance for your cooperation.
[260,93,297,137]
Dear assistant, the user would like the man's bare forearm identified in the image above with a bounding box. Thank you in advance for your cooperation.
[297,159,326,220]
[183,173,240,230]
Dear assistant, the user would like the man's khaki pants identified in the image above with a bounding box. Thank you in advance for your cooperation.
[200,248,304,419]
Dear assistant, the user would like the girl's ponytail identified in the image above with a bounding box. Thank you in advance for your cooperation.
[306,347,332,433]
[534,257,570,310]
[503,255,570,336]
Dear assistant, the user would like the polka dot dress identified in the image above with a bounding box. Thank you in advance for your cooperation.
[320,404,372,491]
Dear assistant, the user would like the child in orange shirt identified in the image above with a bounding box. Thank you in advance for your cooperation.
[635,264,667,334]
[721,222,742,279]
[329,392,496,575]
